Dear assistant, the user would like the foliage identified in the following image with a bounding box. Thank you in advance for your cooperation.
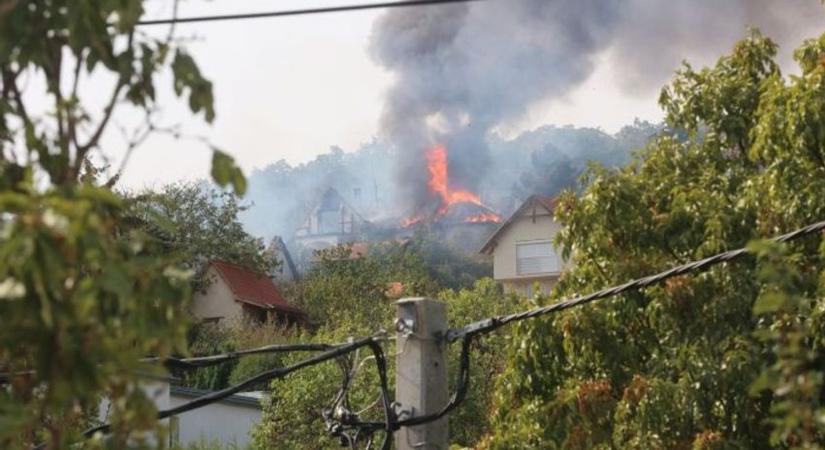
[404,231,492,291]
[0,2,244,449]
[252,323,387,450]
[512,121,662,199]
[179,321,295,392]
[180,324,237,392]
[171,438,251,450]
[441,279,523,447]
[484,30,825,449]
[130,182,273,290]
[292,242,437,327]
[0,185,193,449]
[252,278,521,450]
[240,123,662,239]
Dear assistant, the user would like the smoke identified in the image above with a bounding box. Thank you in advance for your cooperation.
[370,0,825,210]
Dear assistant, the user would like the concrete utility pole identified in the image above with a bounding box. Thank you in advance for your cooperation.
[395,297,449,450]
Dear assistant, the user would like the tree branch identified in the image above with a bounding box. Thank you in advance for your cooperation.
[1,66,33,130]
[68,49,84,152]
[74,32,134,178]
[44,37,68,159]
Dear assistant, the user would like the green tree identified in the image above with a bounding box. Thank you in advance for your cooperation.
[131,182,274,290]
[440,278,522,448]
[0,2,244,449]
[485,30,825,449]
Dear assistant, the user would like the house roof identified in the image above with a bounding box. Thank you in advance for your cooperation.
[210,260,304,316]
[479,195,558,255]
[295,187,368,237]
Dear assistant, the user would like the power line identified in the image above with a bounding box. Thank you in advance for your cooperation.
[153,342,337,369]
[136,0,484,26]
[33,336,394,450]
[446,219,825,341]
[29,218,825,449]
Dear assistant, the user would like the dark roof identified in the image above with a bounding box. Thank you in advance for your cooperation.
[479,195,558,255]
[269,235,298,280]
[210,260,304,316]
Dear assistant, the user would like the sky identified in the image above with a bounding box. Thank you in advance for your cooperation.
[83,0,824,189]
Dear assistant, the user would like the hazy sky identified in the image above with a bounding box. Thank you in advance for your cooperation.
[95,0,823,189]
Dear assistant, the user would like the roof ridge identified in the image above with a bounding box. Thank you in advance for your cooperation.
[478,194,558,255]
[212,259,270,277]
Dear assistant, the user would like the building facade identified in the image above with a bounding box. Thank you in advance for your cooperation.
[192,260,305,326]
[168,386,262,447]
[294,188,368,251]
[479,195,563,297]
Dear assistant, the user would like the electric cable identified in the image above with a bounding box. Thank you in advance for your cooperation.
[136,0,484,26]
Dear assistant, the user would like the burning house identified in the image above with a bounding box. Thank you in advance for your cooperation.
[400,145,502,253]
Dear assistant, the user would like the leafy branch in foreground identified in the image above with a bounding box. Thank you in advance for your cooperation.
[0,2,247,449]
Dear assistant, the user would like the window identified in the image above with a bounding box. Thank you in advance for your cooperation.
[516,240,560,275]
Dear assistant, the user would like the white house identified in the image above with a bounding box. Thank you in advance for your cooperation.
[479,195,564,297]
[168,386,263,448]
[192,260,305,326]
[100,381,263,448]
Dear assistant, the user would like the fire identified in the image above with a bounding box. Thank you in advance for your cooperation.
[426,145,483,214]
[464,212,502,223]
[401,215,426,228]
[401,144,501,226]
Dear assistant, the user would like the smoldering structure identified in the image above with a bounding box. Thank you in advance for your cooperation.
[370,0,825,218]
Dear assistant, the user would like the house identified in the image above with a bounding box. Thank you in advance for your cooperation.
[100,380,263,448]
[168,386,262,447]
[479,195,563,297]
[192,260,305,326]
[294,188,368,251]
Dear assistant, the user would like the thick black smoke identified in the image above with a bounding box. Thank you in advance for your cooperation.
[370,0,825,212]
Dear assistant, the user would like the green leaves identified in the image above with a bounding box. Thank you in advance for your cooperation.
[172,49,216,123]
[210,149,247,196]
[0,182,193,449]
[129,181,269,291]
[487,27,825,450]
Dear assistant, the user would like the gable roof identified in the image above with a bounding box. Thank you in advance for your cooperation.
[210,260,304,316]
[479,195,558,255]
[295,187,368,237]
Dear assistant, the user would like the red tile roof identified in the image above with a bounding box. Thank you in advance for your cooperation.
[210,260,304,316]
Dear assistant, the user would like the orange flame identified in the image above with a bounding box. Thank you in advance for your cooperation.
[401,144,501,226]
[400,215,426,228]
[464,212,502,223]
[426,145,484,214]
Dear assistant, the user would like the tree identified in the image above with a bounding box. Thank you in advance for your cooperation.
[0,2,245,449]
[484,30,825,449]
[131,182,274,290]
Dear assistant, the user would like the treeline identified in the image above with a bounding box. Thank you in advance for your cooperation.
[483,30,825,449]
[239,122,662,240]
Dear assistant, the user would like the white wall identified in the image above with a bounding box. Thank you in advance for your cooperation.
[169,391,262,448]
[191,266,242,322]
[492,209,562,281]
